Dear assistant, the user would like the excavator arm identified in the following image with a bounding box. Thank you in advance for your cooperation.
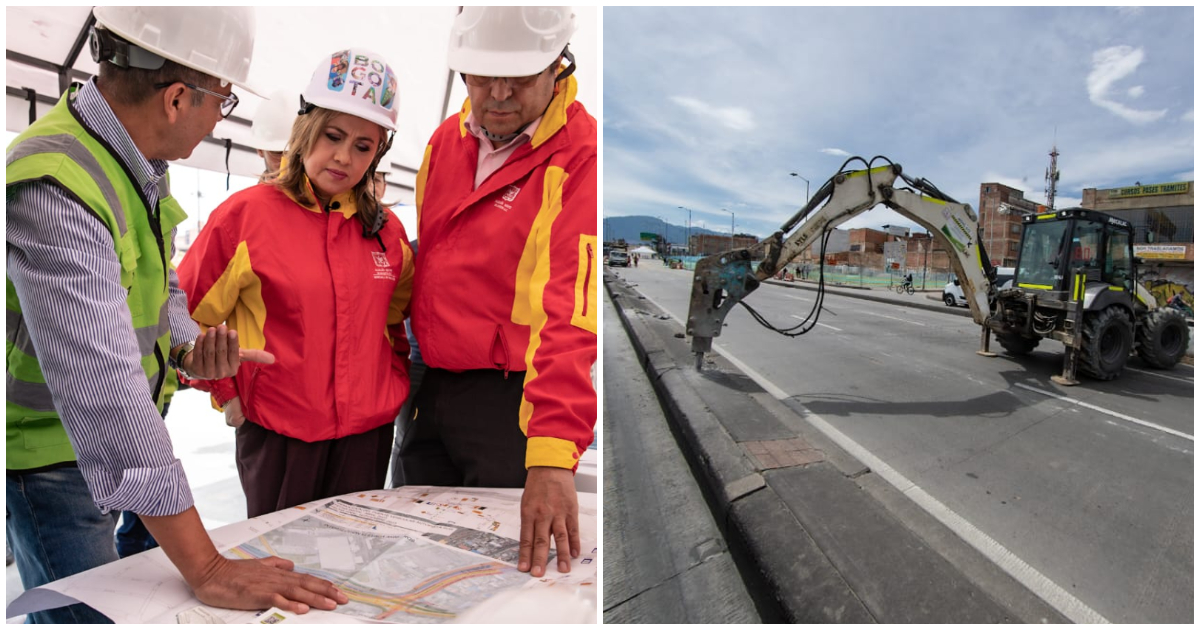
[686,160,997,366]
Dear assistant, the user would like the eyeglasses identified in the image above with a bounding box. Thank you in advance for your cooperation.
[463,70,547,90]
[154,81,240,119]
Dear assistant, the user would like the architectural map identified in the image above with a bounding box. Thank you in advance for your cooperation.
[7,487,597,624]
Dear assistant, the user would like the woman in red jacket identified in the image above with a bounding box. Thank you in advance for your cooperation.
[178,48,414,517]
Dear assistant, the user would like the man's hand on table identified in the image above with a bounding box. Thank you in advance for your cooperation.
[141,508,347,615]
[518,466,580,577]
[190,555,349,614]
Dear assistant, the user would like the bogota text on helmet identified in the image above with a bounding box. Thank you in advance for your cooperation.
[300,48,399,132]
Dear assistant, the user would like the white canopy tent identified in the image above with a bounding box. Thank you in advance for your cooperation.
[5,6,598,237]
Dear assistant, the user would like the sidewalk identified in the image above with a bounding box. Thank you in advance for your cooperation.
[605,270,1068,622]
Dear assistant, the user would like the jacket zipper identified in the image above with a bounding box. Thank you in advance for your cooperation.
[583,243,593,317]
[243,365,262,415]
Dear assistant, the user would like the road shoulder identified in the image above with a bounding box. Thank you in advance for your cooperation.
[605,270,1069,622]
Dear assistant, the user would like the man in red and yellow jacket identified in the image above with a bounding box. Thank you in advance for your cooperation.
[404,7,596,579]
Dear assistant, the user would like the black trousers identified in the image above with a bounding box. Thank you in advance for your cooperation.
[397,367,527,488]
[235,420,394,518]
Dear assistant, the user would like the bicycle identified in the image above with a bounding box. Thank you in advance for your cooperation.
[894,282,915,295]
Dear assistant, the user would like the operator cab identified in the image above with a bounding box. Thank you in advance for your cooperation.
[1014,208,1134,295]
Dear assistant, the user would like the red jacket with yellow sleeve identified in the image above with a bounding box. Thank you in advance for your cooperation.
[177,182,413,442]
[411,75,597,472]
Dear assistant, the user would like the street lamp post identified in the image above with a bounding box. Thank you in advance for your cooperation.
[677,206,693,255]
[789,172,810,204]
[919,238,929,291]
[657,216,669,257]
[719,208,735,251]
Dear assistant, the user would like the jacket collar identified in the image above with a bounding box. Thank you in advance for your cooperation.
[457,74,578,151]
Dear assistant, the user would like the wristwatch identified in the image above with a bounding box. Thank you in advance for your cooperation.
[171,341,197,380]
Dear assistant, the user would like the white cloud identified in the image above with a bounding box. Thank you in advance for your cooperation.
[605,8,1192,238]
[1182,109,1194,123]
[669,96,756,132]
[1086,46,1167,125]
[1113,6,1144,17]
[1174,171,1194,182]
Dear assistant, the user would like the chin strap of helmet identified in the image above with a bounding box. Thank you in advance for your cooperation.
[223,138,232,190]
[298,95,317,116]
[362,131,396,246]
[479,126,526,144]
[554,45,576,83]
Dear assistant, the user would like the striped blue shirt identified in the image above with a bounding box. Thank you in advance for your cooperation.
[6,78,199,516]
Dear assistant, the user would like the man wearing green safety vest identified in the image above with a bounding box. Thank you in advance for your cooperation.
[5,7,347,622]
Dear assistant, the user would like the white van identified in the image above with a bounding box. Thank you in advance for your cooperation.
[943,267,1014,307]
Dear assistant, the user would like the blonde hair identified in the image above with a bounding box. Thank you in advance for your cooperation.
[275,107,388,233]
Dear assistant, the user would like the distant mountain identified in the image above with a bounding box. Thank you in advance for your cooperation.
[603,215,725,245]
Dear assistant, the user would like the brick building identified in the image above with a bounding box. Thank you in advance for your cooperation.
[903,232,951,273]
[978,183,1041,268]
[690,233,759,256]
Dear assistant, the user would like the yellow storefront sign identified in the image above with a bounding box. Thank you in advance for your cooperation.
[1109,182,1191,198]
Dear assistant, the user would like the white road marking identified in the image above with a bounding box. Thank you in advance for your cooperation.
[862,310,927,326]
[1124,366,1194,384]
[625,280,1132,621]
[710,348,1109,624]
[1014,382,1193,442]
[790,314,841,332]
[637,292,684,326]
[709,345,791,400]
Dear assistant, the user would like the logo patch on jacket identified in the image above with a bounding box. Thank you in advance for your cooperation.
[494,185,521,212]
[372,252,396,281]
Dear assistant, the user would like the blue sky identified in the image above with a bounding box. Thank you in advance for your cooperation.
[603,7,1194,238]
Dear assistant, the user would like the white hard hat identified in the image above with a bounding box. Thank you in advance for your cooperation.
[301,49,399,133]
[447,6,576,77]
[250,89,297,152]
[91,6,263,97]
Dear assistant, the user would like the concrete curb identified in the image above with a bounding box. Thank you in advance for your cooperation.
[605,271,1069,623]
[607,277,871,622]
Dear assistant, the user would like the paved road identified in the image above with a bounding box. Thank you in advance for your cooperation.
[610,262,1194,623]
[602,291,759,623]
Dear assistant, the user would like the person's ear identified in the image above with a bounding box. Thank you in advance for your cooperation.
[161,82,188,124]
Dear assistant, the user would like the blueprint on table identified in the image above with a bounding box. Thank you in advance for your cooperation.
[6,487,597,624]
